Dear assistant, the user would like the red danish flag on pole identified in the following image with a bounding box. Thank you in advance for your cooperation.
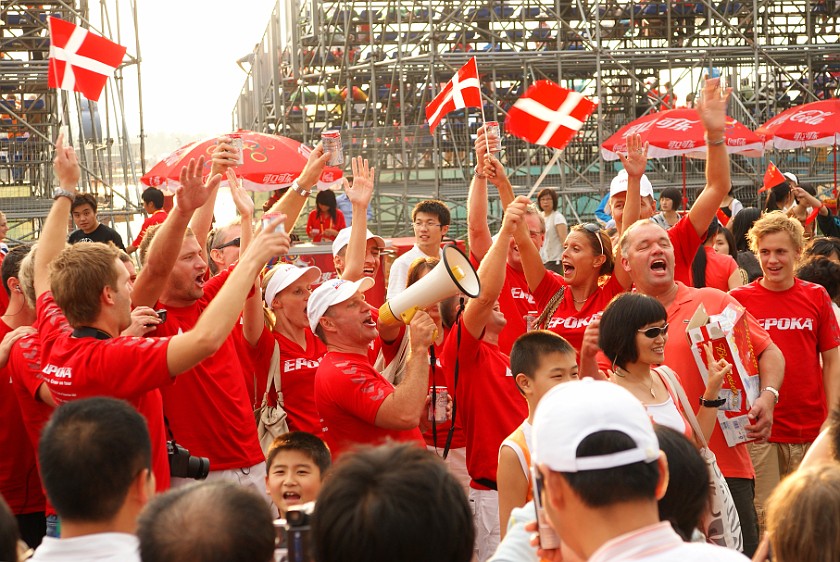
[48,16,127,102]
[505,81,598,150]
[760,161,786,193]
[425,57,483,132]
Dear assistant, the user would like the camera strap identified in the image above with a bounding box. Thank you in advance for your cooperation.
[442,297,465,460]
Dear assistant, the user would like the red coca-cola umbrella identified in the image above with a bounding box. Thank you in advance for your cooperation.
[141,130,343,193]
[601,108,764,160]
[756,99,840,191]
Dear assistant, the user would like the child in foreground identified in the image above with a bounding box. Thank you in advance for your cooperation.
[265,431,331,517]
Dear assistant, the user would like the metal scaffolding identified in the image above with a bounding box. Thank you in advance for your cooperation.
[235,0,840,237]
[0,0,145,243]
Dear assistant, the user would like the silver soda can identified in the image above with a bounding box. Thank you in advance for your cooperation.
[485,121,501,152]
[321,130,344,166]
[229,134,245,166]
[428,386,448,423]
[262,212,286,234]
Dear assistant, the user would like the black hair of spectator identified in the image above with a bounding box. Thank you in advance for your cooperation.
[141,187,165,210]
[137,481,276,562]
[0,495,20,562]
[39,397,151,522]
[598,293,668,369]
[71,192,98,213]
[412,200,451,227]
[730,207,762,253]
[536,188,559,211]
[804,236,840,262]
[315,189,339,223]
[561,430,660,507]
[510,330,575,387]
[654,425,709,540]
[796,257,840,302]
[311,443,474,562]
[1,244,30,295]
[659,187,683,211]
[265,431,331,476]
[764,182,791,213]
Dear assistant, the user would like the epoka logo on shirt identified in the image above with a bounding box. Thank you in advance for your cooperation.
[510,287,536,305]
[284,358,321,372]
[42,364,72,378]
[547,315,597,330]
[759,318,814,331]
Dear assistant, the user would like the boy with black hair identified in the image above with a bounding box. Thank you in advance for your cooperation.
[497,330,578,537]
[126,187,167,255]
[265,431,331,517]
[67,193,125,250]
[387,199,451,298]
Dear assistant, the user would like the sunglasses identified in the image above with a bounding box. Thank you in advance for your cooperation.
[214,237,241,250]
[581,223,604,256]
[638,324,669,338]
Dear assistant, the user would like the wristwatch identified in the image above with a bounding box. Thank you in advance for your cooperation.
[290,179,311,198]
[699,396,727,408]
[53,187,76,201]
[761,386,780,404]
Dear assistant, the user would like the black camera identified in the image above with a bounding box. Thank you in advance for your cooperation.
[166,440,210,480]
[285,502,314,562]
[155,309,167,324]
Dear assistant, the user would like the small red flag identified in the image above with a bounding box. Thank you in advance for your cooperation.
[760,161,787,193]
[425,58,483,132]
[48,17,127,102]
[505,81,597,151]
[715,208,730,227]
[805,204,821,225]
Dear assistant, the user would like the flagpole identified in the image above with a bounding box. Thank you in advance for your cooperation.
[527,149,562,199]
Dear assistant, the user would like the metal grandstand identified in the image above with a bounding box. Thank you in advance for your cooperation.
[0,0,144,243]
[234,0,840,238]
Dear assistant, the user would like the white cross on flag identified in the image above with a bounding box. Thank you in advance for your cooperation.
[505,81,598,150]
[425,57,483,132]
[48,17,127,102]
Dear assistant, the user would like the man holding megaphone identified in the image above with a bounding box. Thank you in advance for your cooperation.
[307,277,437,458]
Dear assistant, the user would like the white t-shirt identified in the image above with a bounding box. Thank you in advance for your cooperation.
[539,211,567,264]
[386,245,441,299]
[31,533,141,562]
[590,522,748,561]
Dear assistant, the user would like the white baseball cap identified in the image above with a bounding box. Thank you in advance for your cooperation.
[609,169,654,200]
[263,264,322,307]
[331,227,385,256]
[782,172,798,185]
[306,277,375,333]
[532,379,660,473]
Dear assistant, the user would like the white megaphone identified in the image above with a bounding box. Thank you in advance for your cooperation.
[379,245,481,325]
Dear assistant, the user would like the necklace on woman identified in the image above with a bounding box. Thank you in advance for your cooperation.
[572,292,593,304]
[613,366,657,399]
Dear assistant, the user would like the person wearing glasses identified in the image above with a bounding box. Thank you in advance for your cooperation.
[206,220,242,277]
[386,200,451,299]
[596,293,726,442]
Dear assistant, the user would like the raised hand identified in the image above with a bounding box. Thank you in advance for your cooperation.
[408,309,437,351]
[209,136,239,178]
[121,306,161,337]
[703,342,729,397]
[175,156,221,214]
[617,133,649,179]
[53,131,81,189]
[298,143,331,189]
[0,326,36,369]
[227,170,254,219]
[344,156,374,207]
[246,213,291,263]
[696,78,732,135]
[502,196,529,234]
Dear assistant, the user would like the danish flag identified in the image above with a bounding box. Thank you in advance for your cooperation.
[425,58,483,132]
[48,17,127,102]
[760,161,786,193]
[505,81,597,150]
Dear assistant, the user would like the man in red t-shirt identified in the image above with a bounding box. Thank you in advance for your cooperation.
[126,187,167,255]
[308,277,434,458]
[467,129,544,355]
[618,219,784,557]
[730,212,840,527]
[35,135,291,492]
[444,207,530,562]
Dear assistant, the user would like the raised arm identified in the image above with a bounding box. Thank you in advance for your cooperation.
[165,215,290,375]
[131,157,220,308]
[374,310,436,430]
[822,347,839,422]
[191,137,238,253]
[266,143,331,232]
[508,196,547,292]
[35,133,80,298]
[464,199,525,339]
[616,134,649,237]
[687,78,732,237]
[340,157,374,282]
[228,170,262,347]
[694,343,729,442]
[468,128,494,261]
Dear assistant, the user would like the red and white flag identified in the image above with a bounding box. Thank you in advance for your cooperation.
[425,57,482,132]
[48,16,127,102]
[505,81,597,150]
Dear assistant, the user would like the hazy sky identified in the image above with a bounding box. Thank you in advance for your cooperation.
[120,0,277,143]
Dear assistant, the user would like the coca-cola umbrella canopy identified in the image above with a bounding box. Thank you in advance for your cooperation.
[141,131,343,193]
[756,99,840,149]
[601,108,764,160]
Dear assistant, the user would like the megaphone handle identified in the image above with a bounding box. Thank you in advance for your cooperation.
[400,306,420,324]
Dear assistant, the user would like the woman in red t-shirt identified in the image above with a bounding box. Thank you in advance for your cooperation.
[306,190,346,243]
[257,264,327,437]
